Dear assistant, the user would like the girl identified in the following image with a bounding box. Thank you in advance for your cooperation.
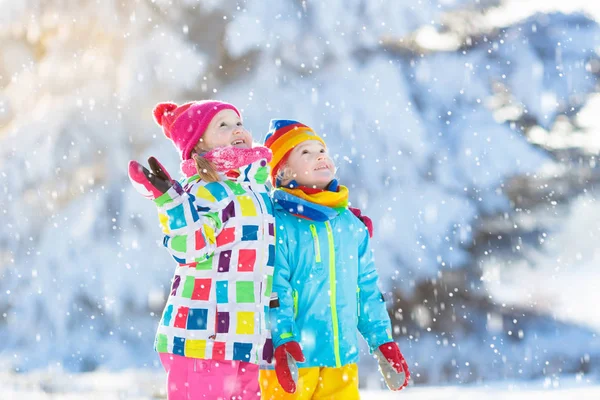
[259,120,410,399]
[128,100,275,400]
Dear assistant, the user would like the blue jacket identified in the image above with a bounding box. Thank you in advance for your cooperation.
[269,197,393,368]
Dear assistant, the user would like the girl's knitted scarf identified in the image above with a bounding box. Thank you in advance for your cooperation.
[180,145,272,177]
[274,179,349,221]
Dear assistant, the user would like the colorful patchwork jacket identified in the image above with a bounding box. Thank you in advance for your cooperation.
[268,190,393,368]
[153,158,275,365]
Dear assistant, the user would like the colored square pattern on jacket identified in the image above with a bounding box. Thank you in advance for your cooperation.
[166,205,187,230]
[195,186,217,203]
[268,222,274,236]
[181,276,195,298]
[155,166,276,365]
[154,190,174,207]
[237,249,256,272]
[217,311,230,333]
[222,201,236,224]
[158,213,169,233]
[204,223,216,245]
[173,336,186,356]
[191,278,211,301]
[218,250,231,272]
[236,281,255,303]
[217,227,236,247]
[195,258,212,271]
[216,281,228,303]
[212,341,226,360]
[264,275,273,297]
[185,339,207,358]
[238,195,257,216]
[156,333,168,352]
[162,304,174,326]
[255,165,268,185]
[205,182,229,201]
[242,225,258,241]
[186,196,199,222]
[267,244,275,266]
[194,230,206,250]
[236,312,255,334]
[170,276,181,296]
[187,308,208,330]
[174,306,189,329]
[233,342,253,361]
[224,180,246,195]
[170,253,187,265]
[170,235,187,253]
[263,338,274,362]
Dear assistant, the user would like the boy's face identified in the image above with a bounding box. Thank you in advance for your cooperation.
[283,140,335,189]
[199,109,252,151]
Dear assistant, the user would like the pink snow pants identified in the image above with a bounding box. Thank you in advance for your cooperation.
[160,353,260,400]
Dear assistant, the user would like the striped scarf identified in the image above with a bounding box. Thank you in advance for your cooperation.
[274,180,349,221]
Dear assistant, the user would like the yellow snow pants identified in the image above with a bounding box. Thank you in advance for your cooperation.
[259,363,359,400]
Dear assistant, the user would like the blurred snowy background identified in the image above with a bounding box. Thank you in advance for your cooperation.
[1,0,600,396]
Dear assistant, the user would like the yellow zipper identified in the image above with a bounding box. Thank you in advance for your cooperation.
[325,221,341,367]
[293,289,298,319]
[309,224,321,263]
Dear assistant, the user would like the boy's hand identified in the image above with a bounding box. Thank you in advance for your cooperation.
[274,341,305,393]
[128,157,174,200]
[374,342,410,391]
[349,206,374,238]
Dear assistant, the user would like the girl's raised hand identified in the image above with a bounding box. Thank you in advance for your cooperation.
[128,157,175,200]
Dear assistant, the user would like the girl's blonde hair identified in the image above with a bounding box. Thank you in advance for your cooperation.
[192,142,220,182]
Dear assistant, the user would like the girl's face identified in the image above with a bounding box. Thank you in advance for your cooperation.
[282,140,335,189]
[198,109,252,152]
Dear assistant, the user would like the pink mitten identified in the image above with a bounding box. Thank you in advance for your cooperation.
[128,157,174,200]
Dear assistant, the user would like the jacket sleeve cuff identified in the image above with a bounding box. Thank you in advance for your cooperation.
[154,182,183,207]
[273,332,297,349]
[367,328,394,353]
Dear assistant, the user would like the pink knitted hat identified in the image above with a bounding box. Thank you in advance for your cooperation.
[153,100,241,160]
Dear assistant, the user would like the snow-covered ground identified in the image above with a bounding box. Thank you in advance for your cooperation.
[1,370,599,400]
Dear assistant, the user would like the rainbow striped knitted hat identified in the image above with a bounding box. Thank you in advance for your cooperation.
[263,119,326,185]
